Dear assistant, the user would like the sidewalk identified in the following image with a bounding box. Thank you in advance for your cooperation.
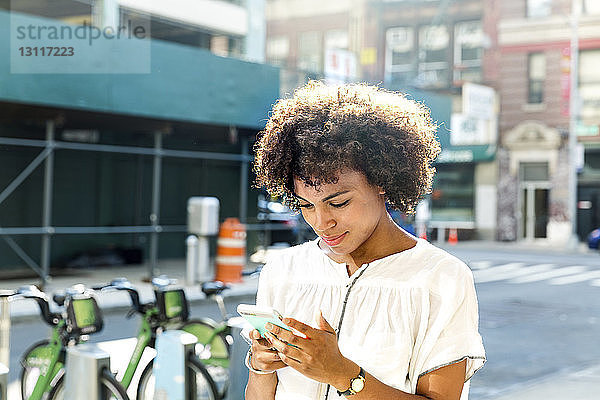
[437,238,595,255]
[1,259,260,322]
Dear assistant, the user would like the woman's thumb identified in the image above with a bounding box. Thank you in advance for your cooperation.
[318,310,335,333]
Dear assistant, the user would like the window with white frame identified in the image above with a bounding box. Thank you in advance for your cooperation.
[298,31,322,73]
[418,24,450,86]
[454,21,483,83]
[385,27,415,86]
[528,52,545,104]
[579,50,600,123]
[527,0,552,18]
[266,36,290,66]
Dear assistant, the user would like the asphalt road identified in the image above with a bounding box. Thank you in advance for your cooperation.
[5,245,600,399]
[442,246,600,399]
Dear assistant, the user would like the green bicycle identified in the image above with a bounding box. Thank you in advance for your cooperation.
[96,278,243,400]
[20,277,218,400]
[91,276,220,400]
[14,284,130,400]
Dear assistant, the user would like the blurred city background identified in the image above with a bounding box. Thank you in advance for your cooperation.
[0,0,599,399]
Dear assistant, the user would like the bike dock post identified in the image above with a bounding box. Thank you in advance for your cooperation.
[225,317,250,400]
[0,362,7,400]
[154,330,197,400]
[64,343,111,400]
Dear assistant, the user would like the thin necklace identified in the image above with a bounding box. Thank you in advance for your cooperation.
[323,263,370,400]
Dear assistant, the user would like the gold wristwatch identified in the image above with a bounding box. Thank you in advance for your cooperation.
[337,367,365,396]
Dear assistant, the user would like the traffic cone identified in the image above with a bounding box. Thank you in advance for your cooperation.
[448,228,458,245]
[214,218,246,283]
[417,223,428,241]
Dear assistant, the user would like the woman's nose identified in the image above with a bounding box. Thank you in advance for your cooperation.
[313,210,336,232]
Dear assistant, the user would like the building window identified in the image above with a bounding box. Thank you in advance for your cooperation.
[454,21,483,84]
[385,27,415,87]
[417,25,450,87]
[298,31,322,73]
[527,0,552,18]
[266,36,290,67]
[431,164,474,222]
[579,50,600,124]
[528,52,545,104]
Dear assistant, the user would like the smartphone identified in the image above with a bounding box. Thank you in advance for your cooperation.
[237,304,306,338]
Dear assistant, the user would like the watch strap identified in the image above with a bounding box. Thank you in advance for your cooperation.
[336,367,365,396]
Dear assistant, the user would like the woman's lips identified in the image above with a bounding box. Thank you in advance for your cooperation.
[321,232,347,246]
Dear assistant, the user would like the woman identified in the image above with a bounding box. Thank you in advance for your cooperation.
[245,82,485,400]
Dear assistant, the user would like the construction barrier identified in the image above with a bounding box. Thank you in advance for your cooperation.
[448,228,458,245]
[215,218,246,283]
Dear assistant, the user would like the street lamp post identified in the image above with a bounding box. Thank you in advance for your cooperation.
[567,0,581,249]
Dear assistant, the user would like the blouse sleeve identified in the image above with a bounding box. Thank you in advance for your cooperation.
[408,261,486,393]
[255,254,278,308]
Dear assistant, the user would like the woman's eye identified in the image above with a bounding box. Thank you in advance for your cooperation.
[298,203,313,209]
[330,200,350,208]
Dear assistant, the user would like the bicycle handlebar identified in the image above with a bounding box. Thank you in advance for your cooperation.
[93,278,145,314]
[14,285,61,326]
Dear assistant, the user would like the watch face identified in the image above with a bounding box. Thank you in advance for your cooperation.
[351,378,365,393]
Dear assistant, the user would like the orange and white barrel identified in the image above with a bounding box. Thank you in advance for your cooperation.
[214,217,246,283]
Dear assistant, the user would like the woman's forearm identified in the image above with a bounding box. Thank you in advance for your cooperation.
[245,372,278,400]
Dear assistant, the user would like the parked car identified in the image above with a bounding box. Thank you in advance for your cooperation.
[587,228,600,250]
[257,194,303,246]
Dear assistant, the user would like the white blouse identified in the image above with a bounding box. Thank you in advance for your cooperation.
[256,238,486,400]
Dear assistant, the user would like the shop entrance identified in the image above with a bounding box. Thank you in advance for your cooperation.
[521,185,550,239]
[519,162,550,240]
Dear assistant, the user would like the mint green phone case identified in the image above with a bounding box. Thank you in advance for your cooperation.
[242,314,292,337]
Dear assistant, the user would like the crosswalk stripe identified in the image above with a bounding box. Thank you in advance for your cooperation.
[509,265,588,283]
[469,261,492,270]
[591,279,600,287]
[548,270,600,285]
[473,263,524,281]
[475,264,555,283]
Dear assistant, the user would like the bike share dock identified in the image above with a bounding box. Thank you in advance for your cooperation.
[1,258,261,400]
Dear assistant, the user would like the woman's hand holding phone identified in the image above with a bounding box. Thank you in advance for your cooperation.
[249,328,288,372]
[264,311,359,390]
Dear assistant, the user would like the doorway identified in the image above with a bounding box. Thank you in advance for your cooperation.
[520,184,550,239]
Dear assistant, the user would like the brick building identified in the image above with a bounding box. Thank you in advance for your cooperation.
[491,0,600,242]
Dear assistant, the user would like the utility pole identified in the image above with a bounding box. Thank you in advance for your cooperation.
[567,0,581,249]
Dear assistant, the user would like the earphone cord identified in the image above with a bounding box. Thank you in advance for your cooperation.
[324,263,370,400]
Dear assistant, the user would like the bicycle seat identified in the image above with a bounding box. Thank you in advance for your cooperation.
[52,292,66,306]
[201,281,229,296]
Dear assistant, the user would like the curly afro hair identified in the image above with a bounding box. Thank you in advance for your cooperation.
[253,81,441,214]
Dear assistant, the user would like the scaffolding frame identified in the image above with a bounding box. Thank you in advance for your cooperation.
[0,120,252,285]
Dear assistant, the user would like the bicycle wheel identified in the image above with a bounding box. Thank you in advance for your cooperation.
[20,340,63,400]
[137,356,218,400]
[47,369,130,400]
[181,319,230,397]
[99,368,130,400]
